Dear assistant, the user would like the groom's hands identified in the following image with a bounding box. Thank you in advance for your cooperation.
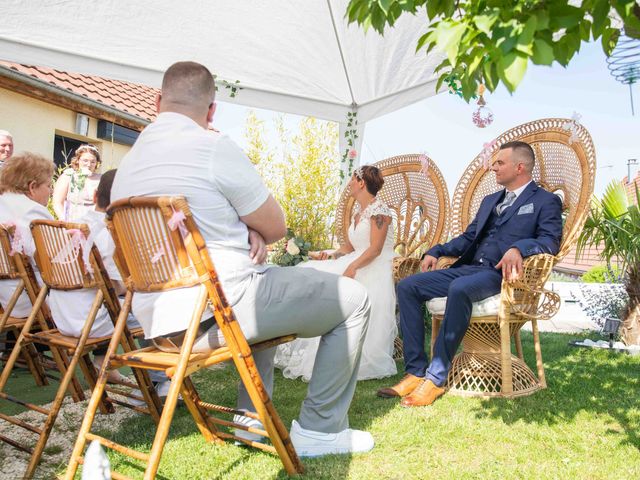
[421,255,438,272]
[495,247,523,282]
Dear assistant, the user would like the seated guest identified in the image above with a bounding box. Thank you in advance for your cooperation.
[111,61,374,456]
[0,130,13,168]
[52,144,102,221]
[48,170,169,390]
[377,141,563,406]
[0,152,53,318]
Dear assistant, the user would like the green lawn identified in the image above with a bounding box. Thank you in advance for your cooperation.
[2,331,639,479]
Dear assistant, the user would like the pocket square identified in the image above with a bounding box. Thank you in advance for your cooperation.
[517,203,534,215]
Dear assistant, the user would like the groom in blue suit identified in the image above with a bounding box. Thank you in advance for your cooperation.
[377,141,563,406]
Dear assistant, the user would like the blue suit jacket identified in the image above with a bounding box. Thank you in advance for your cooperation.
[428,182,563,267]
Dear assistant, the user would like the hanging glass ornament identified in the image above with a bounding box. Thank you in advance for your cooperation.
[472,84,494,128]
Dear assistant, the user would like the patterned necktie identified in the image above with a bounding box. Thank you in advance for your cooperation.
[496,191,516,215]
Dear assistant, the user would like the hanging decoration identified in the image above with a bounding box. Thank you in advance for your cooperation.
[562,112,582,144]
[472,84,494,128]
[418,152,430,177]
[340,111,359,181]
[606,31,640,116]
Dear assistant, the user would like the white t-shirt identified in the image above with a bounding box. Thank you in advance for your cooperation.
[111,112,271,338]
[48,210,121,337]
[0,193,51,318]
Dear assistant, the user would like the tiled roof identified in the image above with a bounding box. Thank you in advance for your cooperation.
[555,242,620,275]
[624,170,640,205]
[0,61,157,123]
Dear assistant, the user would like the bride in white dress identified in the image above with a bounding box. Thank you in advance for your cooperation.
[275,165,398,381]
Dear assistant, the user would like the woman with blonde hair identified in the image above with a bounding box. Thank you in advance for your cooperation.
[52,144,102,221]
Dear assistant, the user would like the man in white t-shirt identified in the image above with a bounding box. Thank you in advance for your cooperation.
[111,61,373,457]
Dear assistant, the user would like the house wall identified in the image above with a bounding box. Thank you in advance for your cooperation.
[0,88,131,171]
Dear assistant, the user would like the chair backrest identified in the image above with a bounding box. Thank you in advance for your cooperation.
[335,154,450,258]
[450,118,596,261]
[30,220,98,290]
[0,225,19,280]
[106,197,205,293]
[106,196,236,335]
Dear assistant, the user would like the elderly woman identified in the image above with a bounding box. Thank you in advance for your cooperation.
[52,144,102,221]
[0,153,125,383]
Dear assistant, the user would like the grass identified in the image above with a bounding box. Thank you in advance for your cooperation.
[2,331,639,479]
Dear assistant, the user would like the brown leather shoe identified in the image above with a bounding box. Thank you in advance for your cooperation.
[401,379,445,407]
[376,373,423,398]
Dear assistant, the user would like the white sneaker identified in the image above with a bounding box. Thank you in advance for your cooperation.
[233,410,265,444]
[289,420,374,457]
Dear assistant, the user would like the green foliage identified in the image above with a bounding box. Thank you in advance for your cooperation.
[346,0,640,101]
[581,264,622,283]
[244,112,341,250]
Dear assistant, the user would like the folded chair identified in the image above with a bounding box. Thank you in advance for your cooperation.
[65,196,303,479]
[335,153,450,283]
[428,118,596,397]
[0,220,162,479]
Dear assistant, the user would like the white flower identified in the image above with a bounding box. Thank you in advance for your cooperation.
[79,167,92,176]
[286,238,300,256]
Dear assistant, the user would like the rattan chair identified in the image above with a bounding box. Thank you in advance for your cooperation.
[336,154,450,283]
[428,118,596,398]
[0,220,161,479]
[65,196,303,479]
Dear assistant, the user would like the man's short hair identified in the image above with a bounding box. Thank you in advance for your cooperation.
[0,130,12,139]
[161,61,216,110]
[95,169,117,209]
[500,141,535,173]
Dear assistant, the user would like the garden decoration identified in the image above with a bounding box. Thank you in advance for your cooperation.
[472,84,494,128]
[606,31,640,115]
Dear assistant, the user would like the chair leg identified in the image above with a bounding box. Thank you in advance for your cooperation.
[498,308,513,396]
[179,377,222,444]
[77,353,114,415]
[0,286,48,392]
[514,330,524,360]
[531,319,546,388]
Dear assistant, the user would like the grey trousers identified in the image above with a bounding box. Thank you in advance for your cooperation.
[196,266,371,433]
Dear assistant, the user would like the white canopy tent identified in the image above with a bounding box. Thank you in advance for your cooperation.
[0,0,444,177]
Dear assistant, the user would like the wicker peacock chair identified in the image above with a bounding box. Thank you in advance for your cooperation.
[428,118,596,398]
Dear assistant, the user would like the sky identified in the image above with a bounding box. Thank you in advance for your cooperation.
[212,40,639,197]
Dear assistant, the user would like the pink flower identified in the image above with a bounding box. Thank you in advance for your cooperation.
[348,149,357,159]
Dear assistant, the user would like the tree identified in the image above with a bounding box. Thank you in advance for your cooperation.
[346,0,640,101]
[244,112,341,249]
[577,180,640,345]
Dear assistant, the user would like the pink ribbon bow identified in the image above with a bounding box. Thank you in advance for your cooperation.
[52,228,94,275]
[418,153,430,176]
[168,208,188,238]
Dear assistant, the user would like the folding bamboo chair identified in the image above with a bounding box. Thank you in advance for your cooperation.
[0,225,48,383]
[428,118,596,398]
[0,224,88,461]
[0,220,162,479]
[66,196,303,479]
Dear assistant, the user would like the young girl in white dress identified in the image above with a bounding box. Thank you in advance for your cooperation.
[275,165,398,381]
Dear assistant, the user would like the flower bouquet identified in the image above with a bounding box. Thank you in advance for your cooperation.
[273,229,311,267]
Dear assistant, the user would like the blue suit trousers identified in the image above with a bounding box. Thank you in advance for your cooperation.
[396,265,503,386]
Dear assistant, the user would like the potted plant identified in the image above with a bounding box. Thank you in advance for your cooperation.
[578,180,640,345]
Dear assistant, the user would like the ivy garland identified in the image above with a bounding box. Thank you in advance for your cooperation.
[340,110,359,181]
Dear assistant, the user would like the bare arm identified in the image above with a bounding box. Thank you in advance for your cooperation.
[343,214,391,278]
[239,194,287,244]
[52,174,70,220]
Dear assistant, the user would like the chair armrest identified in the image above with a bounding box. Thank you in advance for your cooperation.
[501,253,560,320]
[392,256,421,283]
[436,256,457,269]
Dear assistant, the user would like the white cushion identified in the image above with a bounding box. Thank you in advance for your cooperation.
[427,294,503,316]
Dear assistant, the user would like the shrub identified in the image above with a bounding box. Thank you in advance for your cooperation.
[581,264,622,283]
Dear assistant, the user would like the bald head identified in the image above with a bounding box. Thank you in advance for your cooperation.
[160,62,216,114]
